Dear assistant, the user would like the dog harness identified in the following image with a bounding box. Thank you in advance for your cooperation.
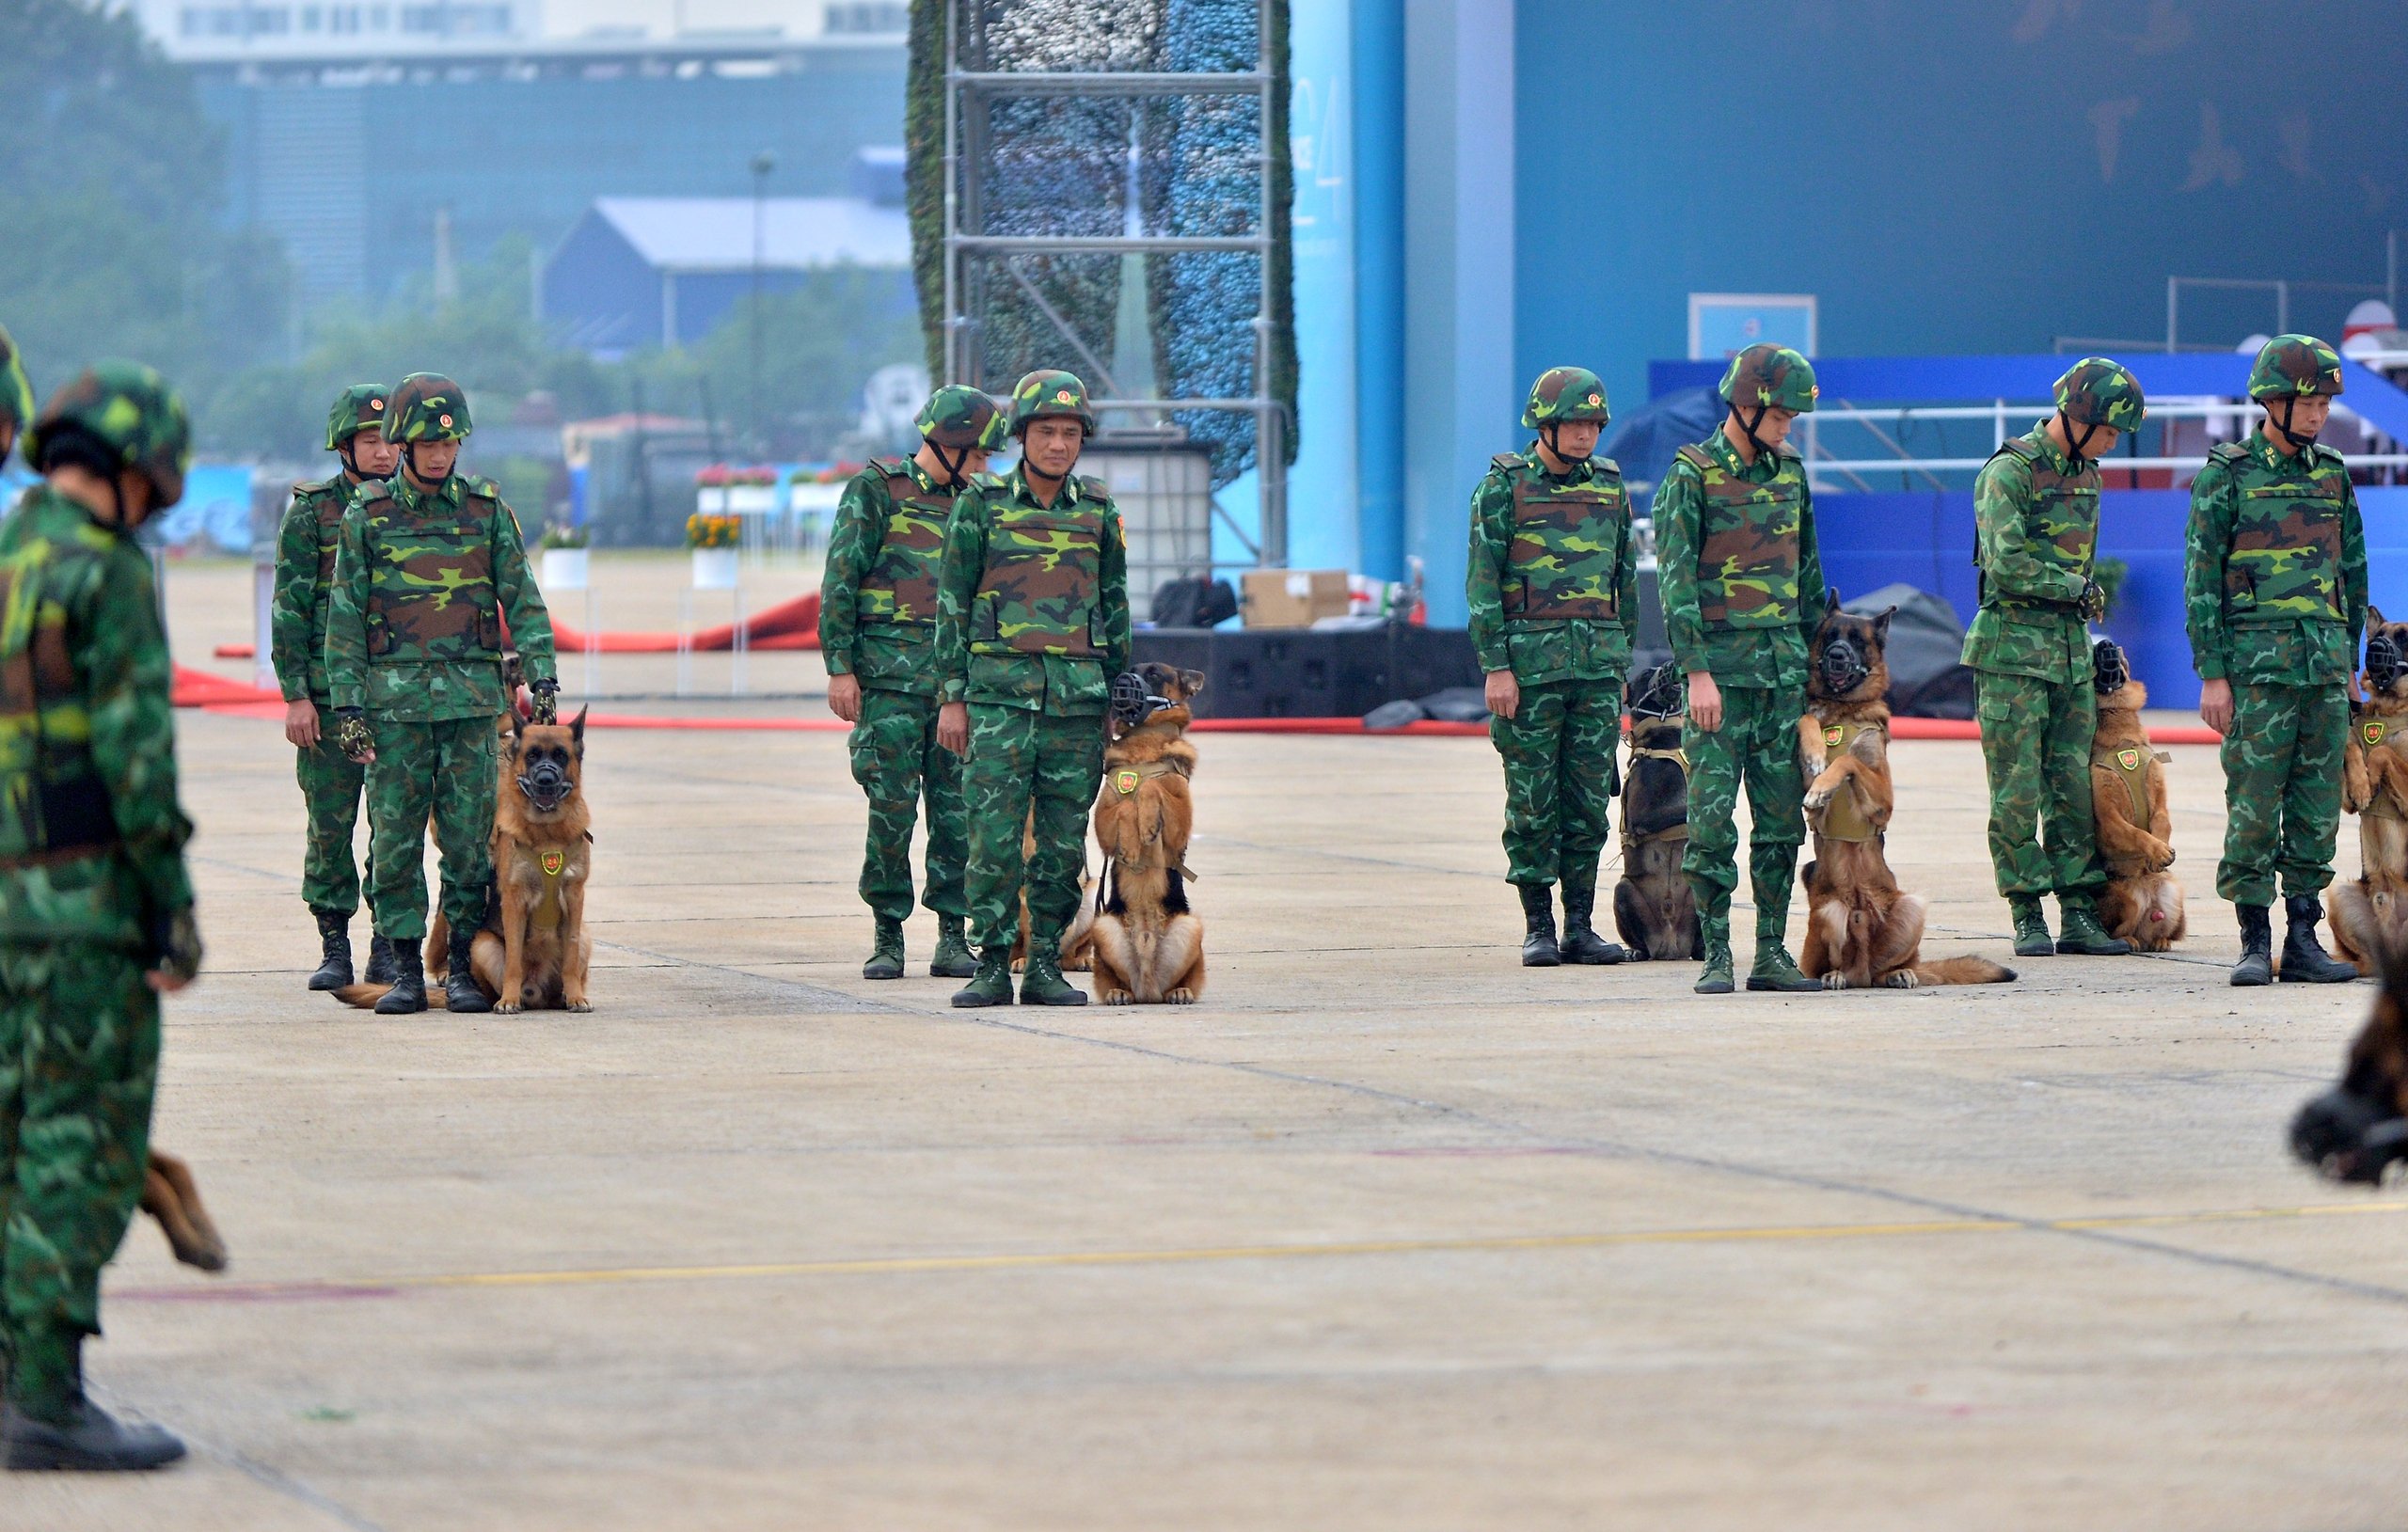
[1620,742,1693,855]
[2359,718,2408,821]
[1808,719,1886,844]
[1109,758,1183,797]
[2091,738,2170,829]
[530,846,568,931]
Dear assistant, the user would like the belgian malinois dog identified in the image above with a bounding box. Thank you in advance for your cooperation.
[1613,662,1700,960]
[1798,598,2016,989]
[2331,609,2408,974]
[340,710,594,1012]
[1086,663,1206,1004]
[2292,943,2408,1184]
[2088,640,2185,951]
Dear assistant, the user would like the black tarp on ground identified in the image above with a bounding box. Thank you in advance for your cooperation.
[1844,581,1976,719]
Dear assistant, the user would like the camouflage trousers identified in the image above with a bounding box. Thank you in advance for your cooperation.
[1974,670,2103,900]
[962,705,1104,954]
[1490,679,1620,887]
[2218,681,2346,905]
[364,717,497,941]
[1683,683,1806,936]
[0,942,157,1414]
[296,733,371,915]
[848,687,968,924]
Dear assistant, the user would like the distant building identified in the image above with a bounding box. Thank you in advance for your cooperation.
[544,185,911,355]
[125,1,903,60]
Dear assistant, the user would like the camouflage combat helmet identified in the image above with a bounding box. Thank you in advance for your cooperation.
[21,361,192,509]
[1522,367,1610,429]
[916,384,1008,450]
[325,383,391,451]
[0,324,32,455]
[1718,345,1818,414]
[2248,334,2345,401]
[2052,357,2147,430]
[1007,369,1095,437]
[384,372,472,444]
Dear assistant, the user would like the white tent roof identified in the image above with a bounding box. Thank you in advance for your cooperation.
[591,197,911,274]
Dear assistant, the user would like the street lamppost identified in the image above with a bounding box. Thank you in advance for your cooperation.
[749,150,776,459]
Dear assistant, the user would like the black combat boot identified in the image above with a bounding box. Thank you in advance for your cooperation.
[443,924,491,1013]
[928,914,977,979]
[952,949,1015,1008]
[2007,895,2053,958]
[2230,904,2273,987]
[862,917,905,980]
[3,1334,183,1473]
[1518,884,1560,967]
[374,938,426,1015]
[1558,868,1626,965]
[364,934,395,986]
[307,908,353,991]
[2054,895,2132,956]
[2279,893,2359,984]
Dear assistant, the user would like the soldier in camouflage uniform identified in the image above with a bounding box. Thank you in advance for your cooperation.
[821,387,1008,980]
[1965,357,2143,959]
[0,326,30,467]
[1467,366,1634,967]
[933,370,1130,1007]
[2185,335,2363,986]
[272,387,400,993]
[0,365,202,1472]
[326,374,557,1016]
[1655,344,1829,994]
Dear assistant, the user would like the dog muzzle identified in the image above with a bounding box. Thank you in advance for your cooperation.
[517,764,575,813]
[1816,642,1870,698]
[1108,671,1172,730]
[2368,634,2404,695]
[2092,638,2131,696]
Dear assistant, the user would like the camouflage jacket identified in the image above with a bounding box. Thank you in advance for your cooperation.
[1961,422,2097,685]
[0,486,194,947]
[325,469,557,722]
[270,471,364,705]
[1465,446,1636,687]
[1654,430,1827,688]
[2183,429,2364,687]
[934,464,1131,715]
[818,453,963,698]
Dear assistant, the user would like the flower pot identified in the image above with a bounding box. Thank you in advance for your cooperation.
[541,547,589,590]
[690,546,739,590]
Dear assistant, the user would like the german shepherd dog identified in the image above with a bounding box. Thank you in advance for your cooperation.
[2329,609,2408,974]
[2088,639,2186,951]
[141,1151,228,1271]
[340,711,594,1012]
[1797,598,2016,989]
[1086,663,1207,1004]
[1614,661,1701,960]
[2292,943,2408,1184]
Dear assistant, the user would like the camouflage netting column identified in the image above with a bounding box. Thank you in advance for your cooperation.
[907,0,1294,488]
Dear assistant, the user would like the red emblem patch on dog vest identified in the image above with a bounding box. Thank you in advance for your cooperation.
[541,850,565,876]
[2116,747,2140,771]
[1113,768,1141,796]
[1823,725,1843,747]
[2367,721,2388,747]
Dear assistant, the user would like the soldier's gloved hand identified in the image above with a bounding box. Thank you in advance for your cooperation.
[2077,580,2108,623]
[530,678,559,726]
[149,908,203,990]
[334,707,375,762]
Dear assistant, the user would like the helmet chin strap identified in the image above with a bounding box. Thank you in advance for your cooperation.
[1538,422,1591,467]
[2059,409,2103,466]
[1730,402,1774,458]
[927,437,971,487]
[2270,395,2320,452]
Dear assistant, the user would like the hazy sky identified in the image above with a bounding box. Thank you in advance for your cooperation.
[543,0,837,36]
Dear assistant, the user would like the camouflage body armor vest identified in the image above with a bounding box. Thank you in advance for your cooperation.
[970,485,1106,658]
[1675,442,1804,628]
[2212,440,2349,625]
[1497,454,1625,623]
[0,535,114,863]
[1808,719,1884,844]
[1980,436,2099,608]
[856,458,955,626]
[358,481,503,662]
[2359,716,2408,822]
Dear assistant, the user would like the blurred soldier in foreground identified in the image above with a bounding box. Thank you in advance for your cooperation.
[820,386,1007,980]
[1467,366,1633,967]
[933,370,1130,1007]
[1965,357,2143,959]
[0,364,201,1472]
[273,387,401,992]
[1655,344,1828,995]
[2185,335,2363,986]
[325,374,556,1015]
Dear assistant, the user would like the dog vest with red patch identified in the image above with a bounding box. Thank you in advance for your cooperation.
[1103,759,1196,878]
[2360,717,2408,821]
[1808,719,1884,844]
[2091,738,2169,829]
[531,846,568,931]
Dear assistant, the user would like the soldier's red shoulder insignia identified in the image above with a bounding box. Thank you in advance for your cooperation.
[1113,768,1141,796]
[541,849,565,876]
[2366,721,2387,747]
[2116,747,2141,771]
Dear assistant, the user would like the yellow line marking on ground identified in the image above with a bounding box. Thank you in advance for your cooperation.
[136,1200,2408,1300]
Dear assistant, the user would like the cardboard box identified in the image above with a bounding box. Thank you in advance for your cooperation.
[1240,568,1352,629]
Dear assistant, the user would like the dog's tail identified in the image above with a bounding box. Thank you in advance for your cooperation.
[141,1151,229,1272]
[1906,956,2019,987]
[329,983,453,1011]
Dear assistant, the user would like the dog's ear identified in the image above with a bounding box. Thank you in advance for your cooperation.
[506,713,524,756]
[570,706,588,754]
[1872,606,1895,645]
[2375,604,2390,631]
[1827,586,1842,613]
[1180,669,1206,697]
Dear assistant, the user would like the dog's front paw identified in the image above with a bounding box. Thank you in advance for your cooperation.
[1799,752,1827,780]
[1165,987,1196,1004]
[1802,786,1833,815]
[494,1000,523,1015]
[1882,971,1920,989]
[1062,956,1091,972]
[566,999,592,1013]
[1820,972,1849,989]
[1101,988,1133,1005]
